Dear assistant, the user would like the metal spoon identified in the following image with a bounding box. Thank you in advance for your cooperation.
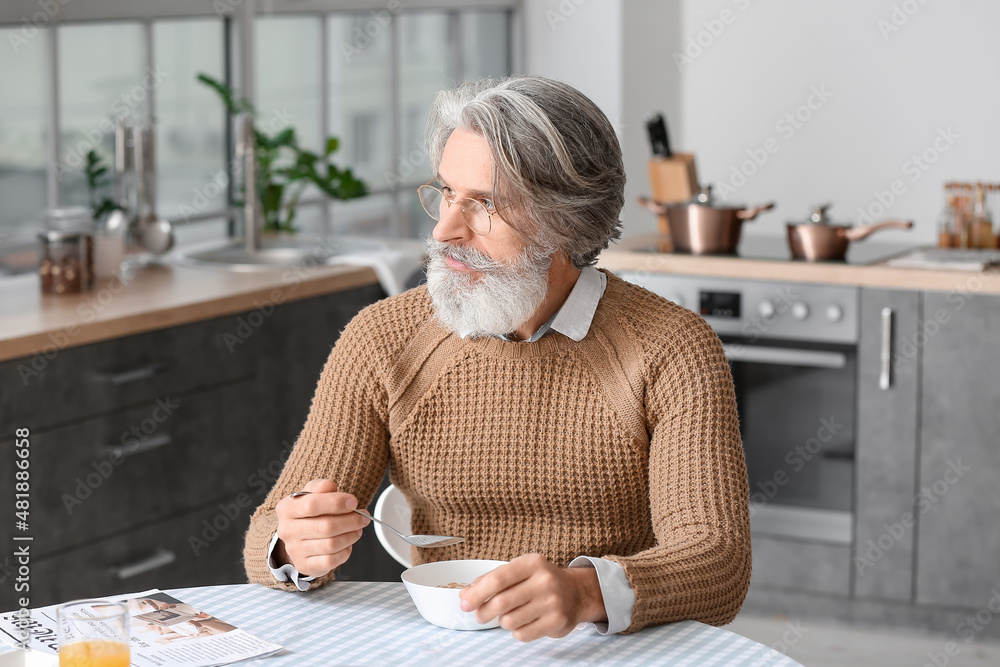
[290,491,464,548]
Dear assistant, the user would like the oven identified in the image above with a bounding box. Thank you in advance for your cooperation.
[619,272,858,545]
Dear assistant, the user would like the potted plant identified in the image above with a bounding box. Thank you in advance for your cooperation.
[84,150,120,222]
[197,73,368,234]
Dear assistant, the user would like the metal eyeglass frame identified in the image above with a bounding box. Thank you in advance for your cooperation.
[416,180,496,236]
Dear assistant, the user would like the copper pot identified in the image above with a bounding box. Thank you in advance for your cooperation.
[639,187,775,255]
[787,204,913,261]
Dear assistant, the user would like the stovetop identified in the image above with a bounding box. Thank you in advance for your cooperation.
[630,235,920,266]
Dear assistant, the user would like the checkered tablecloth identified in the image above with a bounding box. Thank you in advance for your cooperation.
[169,582,802,667]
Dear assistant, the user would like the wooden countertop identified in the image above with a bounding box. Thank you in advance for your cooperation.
[0,262,379,363]
[598,233,1000,295]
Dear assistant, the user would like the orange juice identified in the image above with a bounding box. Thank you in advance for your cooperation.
[59,639,130,667]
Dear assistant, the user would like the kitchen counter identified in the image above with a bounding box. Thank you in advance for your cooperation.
[0,262,379,363]
[599,233,1000,294]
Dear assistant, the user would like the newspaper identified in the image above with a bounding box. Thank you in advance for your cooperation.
[0,590,283,666]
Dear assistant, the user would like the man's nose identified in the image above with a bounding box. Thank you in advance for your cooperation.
[431,201,473,244]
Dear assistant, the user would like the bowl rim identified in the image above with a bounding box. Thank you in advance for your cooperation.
[401,559,509,587]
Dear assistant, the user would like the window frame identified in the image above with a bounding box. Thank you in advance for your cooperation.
[0,0,519,252]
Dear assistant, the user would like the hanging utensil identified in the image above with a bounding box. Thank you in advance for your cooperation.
[135,124,174,255]
[104,117,132,237]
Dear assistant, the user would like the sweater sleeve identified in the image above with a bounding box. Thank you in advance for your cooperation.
[604,309,751,632]
[243,309,391,590]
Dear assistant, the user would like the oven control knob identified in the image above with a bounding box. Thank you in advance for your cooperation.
[825,304,843,322]
[791,302,810,320]
[757,299,776,318]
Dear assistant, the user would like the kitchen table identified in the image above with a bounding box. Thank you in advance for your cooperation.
[164,581,801,666]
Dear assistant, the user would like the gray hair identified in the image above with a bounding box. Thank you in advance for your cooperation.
[425,75,625,268]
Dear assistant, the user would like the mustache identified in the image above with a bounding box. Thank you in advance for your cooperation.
[424,239,509,273]
[424,239,554,274]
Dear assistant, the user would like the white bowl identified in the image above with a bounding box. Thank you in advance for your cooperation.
[401,560,508,631]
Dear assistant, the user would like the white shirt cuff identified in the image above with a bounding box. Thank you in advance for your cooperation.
[569,556,635,634]
[267,532,317,591]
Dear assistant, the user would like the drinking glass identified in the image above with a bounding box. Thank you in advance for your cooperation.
[56,599,130,667]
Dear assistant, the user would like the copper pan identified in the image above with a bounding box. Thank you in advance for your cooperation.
[787,220,913,261]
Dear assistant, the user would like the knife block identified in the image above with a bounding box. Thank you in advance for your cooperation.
[648,154,699,204]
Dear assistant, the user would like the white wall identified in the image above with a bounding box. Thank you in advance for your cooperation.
[522,0,624,124]
[526,0,1000,245]
[524,0,680,237]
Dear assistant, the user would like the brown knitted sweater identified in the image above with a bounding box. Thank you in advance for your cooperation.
[243,270,751,632]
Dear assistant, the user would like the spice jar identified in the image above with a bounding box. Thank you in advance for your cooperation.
[39,229,95,294]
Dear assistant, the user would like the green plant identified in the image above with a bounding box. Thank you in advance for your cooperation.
[197,73,368,233]
[84,150,120,220]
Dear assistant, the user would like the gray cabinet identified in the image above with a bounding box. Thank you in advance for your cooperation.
[255,287,405,584]
[0,283,387,610]
[752,537,852,595]
[916,291,1000,607]
[853,289,921,601]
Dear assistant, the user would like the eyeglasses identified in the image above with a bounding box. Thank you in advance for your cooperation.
[416,180,496,236]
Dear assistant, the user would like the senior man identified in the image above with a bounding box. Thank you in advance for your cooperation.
[244,75,750,641]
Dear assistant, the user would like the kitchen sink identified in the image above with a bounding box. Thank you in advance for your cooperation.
[173,238,386,272]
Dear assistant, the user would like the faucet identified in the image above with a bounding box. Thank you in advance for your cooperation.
[238,114,259,254]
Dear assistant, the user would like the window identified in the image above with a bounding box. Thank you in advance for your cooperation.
[0,26,48,246]
[0,1,514,264]
[351,113,379,167]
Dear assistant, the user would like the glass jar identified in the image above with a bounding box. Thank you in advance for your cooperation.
[39,216,95,295]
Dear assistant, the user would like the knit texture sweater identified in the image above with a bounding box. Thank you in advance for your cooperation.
[243,270,751,632]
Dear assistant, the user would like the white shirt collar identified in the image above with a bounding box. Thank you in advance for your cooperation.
[505,266,606,343]
[547,265,607,341]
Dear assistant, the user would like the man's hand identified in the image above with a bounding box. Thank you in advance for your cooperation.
[273,479,370,577]
[458,553,607,642]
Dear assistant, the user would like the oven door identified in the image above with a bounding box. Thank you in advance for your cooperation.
[723,337,856,545]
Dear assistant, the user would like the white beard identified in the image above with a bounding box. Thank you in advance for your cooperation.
[424,238,552,339]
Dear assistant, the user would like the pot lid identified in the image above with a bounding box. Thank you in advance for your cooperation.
[795,203,836,225]
[684,185,746,210]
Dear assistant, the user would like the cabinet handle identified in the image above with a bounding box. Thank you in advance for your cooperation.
[96,362,166,386]
[115,549,176,579]
[100,434,172,458]
[879,307,892,390]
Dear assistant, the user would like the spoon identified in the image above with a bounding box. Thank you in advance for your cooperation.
[290,490,464,548]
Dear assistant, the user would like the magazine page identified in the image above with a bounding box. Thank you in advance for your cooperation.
[0,590,283,667]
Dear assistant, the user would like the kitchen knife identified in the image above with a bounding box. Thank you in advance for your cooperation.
[645,112,672,158]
